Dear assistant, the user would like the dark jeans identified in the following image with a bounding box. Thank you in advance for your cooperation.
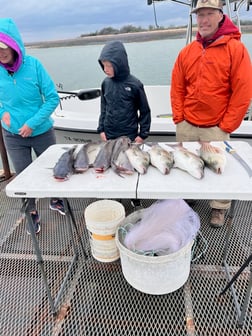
[3,128,56,212]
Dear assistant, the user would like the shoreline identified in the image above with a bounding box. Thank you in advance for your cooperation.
[25,26,252,49]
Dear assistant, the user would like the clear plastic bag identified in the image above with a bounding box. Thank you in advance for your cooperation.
[123,199,200,255]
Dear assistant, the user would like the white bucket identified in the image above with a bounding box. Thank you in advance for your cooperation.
[115,210,194,295]
[85,200,125,262]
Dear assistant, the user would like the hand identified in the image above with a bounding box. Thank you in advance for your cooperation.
[2,112,10,127]
[19,124,33,137]
[100,132,107,142]
[198,140,210,145]
[134,136,144,144]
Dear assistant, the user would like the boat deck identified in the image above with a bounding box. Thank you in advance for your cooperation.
[0,177,251,335]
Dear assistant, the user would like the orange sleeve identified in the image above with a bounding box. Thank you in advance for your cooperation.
[219,42,252,133]
[170,50,187,125]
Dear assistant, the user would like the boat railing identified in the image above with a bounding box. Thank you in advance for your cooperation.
[246,100,252,120]
[148,0,251,43]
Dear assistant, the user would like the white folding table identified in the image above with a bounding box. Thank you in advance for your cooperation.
[5,141,252,322]
[5,144,139,314]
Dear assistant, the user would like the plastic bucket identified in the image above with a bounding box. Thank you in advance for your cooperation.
[85,200,125,262]
[115,210,194,294]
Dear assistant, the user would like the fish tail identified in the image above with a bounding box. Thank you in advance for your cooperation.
[111,162,125,178]
[114,167,125,178]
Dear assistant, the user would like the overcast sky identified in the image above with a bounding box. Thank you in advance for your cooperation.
[1,0,251,43]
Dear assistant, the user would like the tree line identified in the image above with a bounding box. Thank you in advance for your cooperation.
[81,21,252,37]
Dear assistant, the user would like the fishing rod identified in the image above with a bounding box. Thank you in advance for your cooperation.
[58,88,101,101]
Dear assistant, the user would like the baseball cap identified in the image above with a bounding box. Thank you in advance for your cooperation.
[0,41,8,49]
[191,0,223,14]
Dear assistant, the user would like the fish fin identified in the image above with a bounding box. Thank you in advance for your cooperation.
[113,167,125,178]
[110,161,125,178]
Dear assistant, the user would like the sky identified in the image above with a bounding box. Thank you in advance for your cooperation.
[1,0,251,43]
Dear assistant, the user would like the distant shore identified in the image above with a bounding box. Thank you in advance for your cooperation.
[25,26,252,49]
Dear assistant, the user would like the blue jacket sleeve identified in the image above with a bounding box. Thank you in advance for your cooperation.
[25,59,59,131]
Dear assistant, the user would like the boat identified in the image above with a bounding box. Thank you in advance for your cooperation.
[54,85,252,144]
[53,0,252,145]
[1,0,251,181]
[54,85,178,144]
[0,2,251,334]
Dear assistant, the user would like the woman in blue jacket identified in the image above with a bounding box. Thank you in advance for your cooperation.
[0,18,64,234]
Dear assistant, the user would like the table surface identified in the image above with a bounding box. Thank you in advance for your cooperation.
[5,141,252,201]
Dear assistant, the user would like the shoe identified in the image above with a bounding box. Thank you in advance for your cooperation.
[210,209,225,228]
[130,199,143,209]
[49,199,65,215]
[27,211,41,234]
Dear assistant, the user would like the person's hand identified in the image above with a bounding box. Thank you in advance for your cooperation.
[199,141,210,145]
[19,124,33,137]
[134,136,144,144]
[2,112,10,127]
[100,132,107,142]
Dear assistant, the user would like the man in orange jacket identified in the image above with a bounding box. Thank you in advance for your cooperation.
[170,0,252,227]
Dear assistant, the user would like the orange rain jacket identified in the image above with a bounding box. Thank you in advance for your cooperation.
[171,15,252,134]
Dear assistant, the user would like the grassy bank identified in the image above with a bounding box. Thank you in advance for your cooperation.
[25,26,252,49]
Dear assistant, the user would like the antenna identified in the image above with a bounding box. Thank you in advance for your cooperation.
[147,0,160,27]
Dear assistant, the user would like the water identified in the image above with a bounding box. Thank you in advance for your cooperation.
[28,35,252,92]
[1,36,252,171]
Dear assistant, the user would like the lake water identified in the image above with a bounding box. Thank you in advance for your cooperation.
[28,35,252,92]
[1,36,252,171]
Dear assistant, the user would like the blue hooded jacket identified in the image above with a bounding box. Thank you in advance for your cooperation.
[0,18,59,136]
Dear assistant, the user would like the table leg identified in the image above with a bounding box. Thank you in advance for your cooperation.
[222,200,236,263]
[25,208,57,315]
[63,198,88,258]
[24,198,87,315]
[220,200,252,327]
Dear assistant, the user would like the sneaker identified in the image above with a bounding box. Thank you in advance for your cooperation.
[210,209,225,228]
[49,199,65,215]
[27,211,41,234]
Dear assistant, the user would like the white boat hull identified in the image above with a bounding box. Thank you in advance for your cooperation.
[53,85,252,145]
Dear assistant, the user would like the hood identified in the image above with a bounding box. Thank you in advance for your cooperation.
[98,40,130,80]
[0,18,25,72]
[196,15,241,47]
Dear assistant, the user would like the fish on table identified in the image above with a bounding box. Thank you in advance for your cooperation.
[110,136,135,177]
[73,143,90,173]
[125,144,150,174]
[85,141,103,166]
[168,143,205,179]
[148,144,174,175]
[198,142,226,174]
[53,146,77,181]
[93,139,116,173]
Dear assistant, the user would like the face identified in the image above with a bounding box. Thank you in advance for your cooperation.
[0,46,15,65]
[196,8,223,39]
[101,60,114,78]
